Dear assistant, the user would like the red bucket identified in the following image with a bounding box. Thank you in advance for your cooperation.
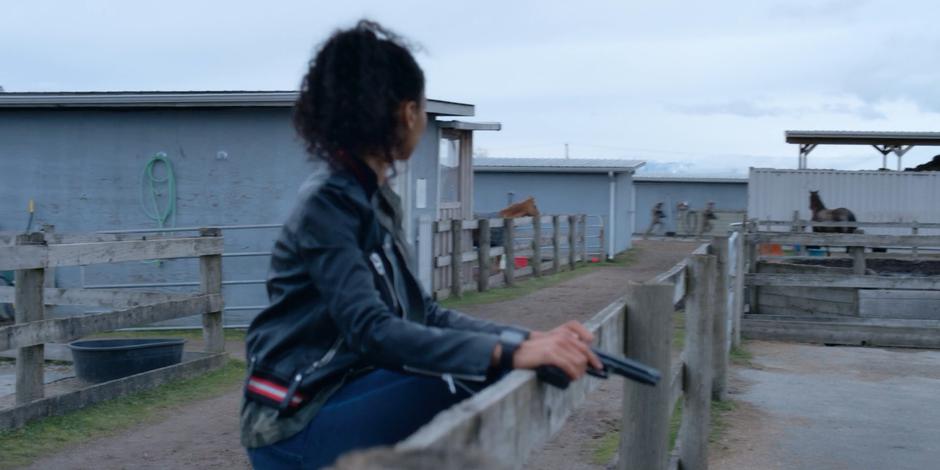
[514,257,529,269]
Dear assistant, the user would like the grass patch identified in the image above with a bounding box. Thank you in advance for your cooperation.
[710,398,736,443]
[591,431,621,465]
[441,249,638,309]
[0,359,246,469]
[94,328,247,342]
[672,311,686,353]
[729,345,753,367]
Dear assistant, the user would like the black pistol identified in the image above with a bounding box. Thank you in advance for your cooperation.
[535,347,661,390]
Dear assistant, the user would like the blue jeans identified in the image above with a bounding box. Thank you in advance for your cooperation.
[246,369,471,469]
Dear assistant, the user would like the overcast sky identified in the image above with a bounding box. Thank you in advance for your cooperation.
[5,0,940,175]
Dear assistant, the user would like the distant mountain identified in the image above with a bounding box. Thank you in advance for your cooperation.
[636,161,747,179]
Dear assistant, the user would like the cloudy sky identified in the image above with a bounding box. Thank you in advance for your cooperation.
[4,0,940,175]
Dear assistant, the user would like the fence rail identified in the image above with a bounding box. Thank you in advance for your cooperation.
[388,238,732,470]
[731,219,940,348]
[0,228,225,430]
[423,214,602,300]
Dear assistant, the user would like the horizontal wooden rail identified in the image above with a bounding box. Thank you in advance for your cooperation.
[749,232,940,248]
[747,273,940,290]
[0,294,223,350]
[0,287,203,308]
[0,236,223,270]
[757,219,940,229]
[398,297,626,468]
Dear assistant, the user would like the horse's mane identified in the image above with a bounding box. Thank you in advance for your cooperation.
[809,191,826,213]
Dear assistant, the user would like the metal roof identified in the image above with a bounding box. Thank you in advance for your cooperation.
[473,157,644,173]
[786,130,940,146]
[633,175,748,184]
[438,120,501,131]
[0,91,475,116]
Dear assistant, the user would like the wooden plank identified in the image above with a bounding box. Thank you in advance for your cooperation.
[620,283,673,470]
[858,290,940,320]
[398,297,627,469]
[477,219,491,292]
[199,228,224,354]
[0,236,224,270]
[750,232,940,248]
[0,294,222,351]
[579,214,588,265]
[742,316,940,349]
[748,273,940,290]
[488,218,505,228]
[568,215,576,270]
[732,227,746,348]
[755,220,940,229]
[552,216,561,274]
[850,246,866,275]
[460,219,479,230]
[679,255,715,470]
[759,285,856,304]
[0,353,227,431]
[512,216,534,227]
[711,237,730,401]
[14,233,46,405]
[0,287,202,308]
[531,216,542,278]
[451,220,463,299]
[757,293,857,316]
[503,219,515,287]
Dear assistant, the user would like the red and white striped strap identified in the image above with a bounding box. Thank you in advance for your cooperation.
[247,376,304,407]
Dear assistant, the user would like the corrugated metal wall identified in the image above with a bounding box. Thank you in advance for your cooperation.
[633,180,748,233]
[748,168,940,234]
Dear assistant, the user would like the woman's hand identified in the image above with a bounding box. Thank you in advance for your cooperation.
[530,320,595,344]
[514,322,601,380]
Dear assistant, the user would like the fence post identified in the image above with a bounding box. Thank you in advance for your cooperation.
[579,214,588,263]
[711,237,730,401]
[568,215,577,269]
[552,216,561,274]
[451,220,463,298]
[791,210,806,256]
[912,220,919,260]
[599,220,606,261]
[199,228,224,354]
[503,218,515,287]
[417,216,433,293]
[850,246,866,275]
[477,218,490,292]
[746,220,759,314]
[680,254,716,470]
[619,283,673,470]
[14,232,46,405]
[531,216,542,278]
[732,226,746,348]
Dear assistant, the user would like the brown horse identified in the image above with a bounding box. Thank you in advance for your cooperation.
[474,197,540,271]
[809,191,856,233]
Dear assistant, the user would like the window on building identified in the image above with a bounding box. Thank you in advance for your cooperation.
[439,134,461,204]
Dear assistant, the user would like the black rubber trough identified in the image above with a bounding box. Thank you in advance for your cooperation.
[68,338,185,383]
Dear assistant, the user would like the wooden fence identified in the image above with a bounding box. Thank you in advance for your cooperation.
[380,238,732,470]
[423,214,599,300]
[731,220,940,348]
[0,228,226,430]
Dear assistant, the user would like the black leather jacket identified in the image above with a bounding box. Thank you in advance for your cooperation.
[245,163,523,407]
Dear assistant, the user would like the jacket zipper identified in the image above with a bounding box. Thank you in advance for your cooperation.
[402,364,487,382]
[369,251,401,315]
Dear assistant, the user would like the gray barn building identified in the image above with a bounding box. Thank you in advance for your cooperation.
[0,91,497,326]
[473,158,644,258]
[633,176,748,235]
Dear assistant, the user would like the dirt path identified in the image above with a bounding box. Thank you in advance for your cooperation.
[711,340,940,470]
[22,240,697,470]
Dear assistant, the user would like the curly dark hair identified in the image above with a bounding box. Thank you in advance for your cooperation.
[293,20,425,170]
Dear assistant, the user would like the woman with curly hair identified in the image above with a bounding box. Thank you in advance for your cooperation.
[241,20,599,469]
